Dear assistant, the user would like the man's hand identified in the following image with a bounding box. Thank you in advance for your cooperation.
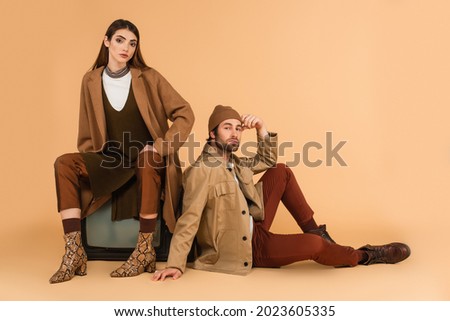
[152,268,183,281]
[241,114,268,138]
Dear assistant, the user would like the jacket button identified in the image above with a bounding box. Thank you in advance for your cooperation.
[244,262,249,267]
[241,210,246,215]
[242,236,247,241]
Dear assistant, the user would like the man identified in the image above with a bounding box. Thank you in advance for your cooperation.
[152,105,410,281]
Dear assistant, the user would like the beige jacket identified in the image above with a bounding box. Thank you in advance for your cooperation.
[77,66,195,231]
[166,133,278,275]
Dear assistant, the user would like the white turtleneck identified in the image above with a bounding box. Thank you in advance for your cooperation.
[102,70,132,111]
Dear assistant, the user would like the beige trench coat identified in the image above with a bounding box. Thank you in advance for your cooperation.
[166,133,278,275]
[77,66,194,232]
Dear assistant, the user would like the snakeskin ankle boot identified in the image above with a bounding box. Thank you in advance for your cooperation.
[49,231,88,284]
[110,232,156,277]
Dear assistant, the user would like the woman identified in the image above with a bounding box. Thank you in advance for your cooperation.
[50,19,195,284]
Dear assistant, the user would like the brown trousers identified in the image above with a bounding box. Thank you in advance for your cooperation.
[252,163,363,267]
[54,151,165,216]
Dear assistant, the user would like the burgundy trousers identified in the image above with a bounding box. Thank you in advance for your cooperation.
[252,163,363,268]
[54,151,165,216]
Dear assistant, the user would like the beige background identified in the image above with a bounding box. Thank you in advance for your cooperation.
[0,0,449,300]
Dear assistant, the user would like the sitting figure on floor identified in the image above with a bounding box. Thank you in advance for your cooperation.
[153,105,410,281]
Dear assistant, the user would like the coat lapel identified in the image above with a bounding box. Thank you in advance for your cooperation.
[88,67,161,144]
[131,68,160,140]
[87,67,107,143]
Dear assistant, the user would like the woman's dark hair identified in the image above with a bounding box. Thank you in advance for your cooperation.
[91,19,148,70]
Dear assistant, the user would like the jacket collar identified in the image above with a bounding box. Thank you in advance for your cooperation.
[201,144,252,182]
[202,143,228,167]
[202,144,246,183]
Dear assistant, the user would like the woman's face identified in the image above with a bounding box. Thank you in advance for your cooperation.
[104,28,138,69]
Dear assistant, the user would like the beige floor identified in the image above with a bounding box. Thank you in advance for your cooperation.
[2,0,449,306]
[0,217,448,302]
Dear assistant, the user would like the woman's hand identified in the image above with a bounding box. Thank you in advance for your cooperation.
[140,144,159,155]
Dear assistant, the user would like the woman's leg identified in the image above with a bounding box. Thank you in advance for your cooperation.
[110,149,166,277]
[136,149,166,224]
[50,153,89,284]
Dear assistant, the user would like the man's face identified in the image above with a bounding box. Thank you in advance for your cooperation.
[211,118,243,153]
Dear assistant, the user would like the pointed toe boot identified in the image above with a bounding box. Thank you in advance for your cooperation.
[110,232,156,277]
[49,231,87,284]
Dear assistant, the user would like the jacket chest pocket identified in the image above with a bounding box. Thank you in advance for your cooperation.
[213,181,237,211]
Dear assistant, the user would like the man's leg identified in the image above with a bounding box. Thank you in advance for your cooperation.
[258,163,335,243]
[252,224,362,267]
[258,163,319,231]
[111,149,166,277]
[252,225,410,268]
[254,163,409,267]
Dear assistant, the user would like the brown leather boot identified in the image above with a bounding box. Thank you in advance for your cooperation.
[358,242,411,265]
[306,224,336,244]
[110,232,156,277]
[49,231,87,284]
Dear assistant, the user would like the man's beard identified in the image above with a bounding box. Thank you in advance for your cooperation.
[215,140,240,153]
